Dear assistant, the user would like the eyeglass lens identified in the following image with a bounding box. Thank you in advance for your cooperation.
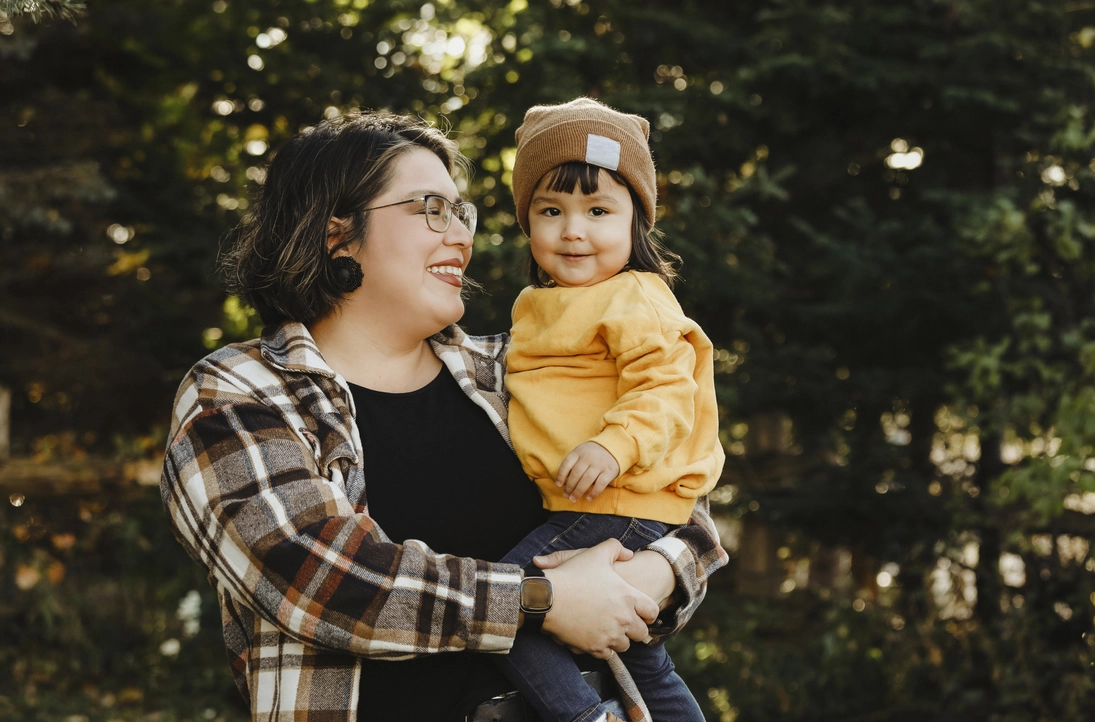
[424,195,476,235]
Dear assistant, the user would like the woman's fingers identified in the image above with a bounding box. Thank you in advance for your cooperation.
[631,594,660,627]
[534,543,633,568]
[533,547,585,569]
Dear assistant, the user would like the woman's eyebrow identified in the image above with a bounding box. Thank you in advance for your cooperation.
[405,189,461,202]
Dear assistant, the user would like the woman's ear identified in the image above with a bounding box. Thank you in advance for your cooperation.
[327,216,349,254]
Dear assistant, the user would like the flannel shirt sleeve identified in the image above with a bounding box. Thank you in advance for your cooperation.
[643,494,728,641]
[161,377,523,660]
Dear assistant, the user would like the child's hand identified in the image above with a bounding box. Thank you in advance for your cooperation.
[557,441,620,502]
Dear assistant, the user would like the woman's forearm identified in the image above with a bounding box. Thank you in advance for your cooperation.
[641,497,729,639]
[614,550,676,610]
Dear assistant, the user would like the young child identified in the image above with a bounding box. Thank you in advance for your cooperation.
[497,98,724,722]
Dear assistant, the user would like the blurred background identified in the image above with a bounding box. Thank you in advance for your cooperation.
[2,0,1095,719]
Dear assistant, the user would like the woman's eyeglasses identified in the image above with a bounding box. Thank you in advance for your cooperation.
[361,194,477,235]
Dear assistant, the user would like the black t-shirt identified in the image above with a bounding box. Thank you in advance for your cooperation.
[351,367,547,722]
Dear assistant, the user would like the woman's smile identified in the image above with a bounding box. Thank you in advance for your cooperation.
[427,259,465,287]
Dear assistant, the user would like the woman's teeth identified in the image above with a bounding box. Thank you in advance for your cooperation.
[428,265,463,277]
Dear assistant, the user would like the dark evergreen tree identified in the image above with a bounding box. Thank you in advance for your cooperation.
[2,1,1094,719]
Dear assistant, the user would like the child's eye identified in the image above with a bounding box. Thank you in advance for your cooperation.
[589,207,608,217]
[540,207,561,217]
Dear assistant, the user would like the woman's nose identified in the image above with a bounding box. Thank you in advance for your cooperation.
[443,219,474,247]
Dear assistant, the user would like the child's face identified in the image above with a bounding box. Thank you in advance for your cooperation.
[527,169,633,288]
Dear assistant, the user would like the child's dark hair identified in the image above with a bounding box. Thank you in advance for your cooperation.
[528,162,680,288]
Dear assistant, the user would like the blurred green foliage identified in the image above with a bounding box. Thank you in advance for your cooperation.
[2,0,1095,719]
[0,484,246,721]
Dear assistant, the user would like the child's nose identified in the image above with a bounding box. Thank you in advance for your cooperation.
[561,219,586,241]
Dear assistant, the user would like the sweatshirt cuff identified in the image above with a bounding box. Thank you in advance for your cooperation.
[590,425,639,476]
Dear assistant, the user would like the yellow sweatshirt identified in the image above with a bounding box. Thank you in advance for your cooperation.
[506,271,724,525]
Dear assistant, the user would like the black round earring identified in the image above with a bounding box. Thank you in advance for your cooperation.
[332,256,363,293]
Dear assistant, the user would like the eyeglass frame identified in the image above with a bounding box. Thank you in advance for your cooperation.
[360,194,477,235]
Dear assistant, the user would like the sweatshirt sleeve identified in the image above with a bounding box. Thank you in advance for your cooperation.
[161,378,523,660]
[588,279,700,489]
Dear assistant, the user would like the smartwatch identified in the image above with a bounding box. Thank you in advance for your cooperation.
[519,567,554,633]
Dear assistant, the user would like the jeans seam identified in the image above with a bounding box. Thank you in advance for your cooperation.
[625,518,665,545]
[543,513,592,552]
[573,704,609,722]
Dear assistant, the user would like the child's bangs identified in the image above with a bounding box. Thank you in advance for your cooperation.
[543,162,609,195]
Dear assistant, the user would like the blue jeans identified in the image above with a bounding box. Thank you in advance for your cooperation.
[497,512,705,722]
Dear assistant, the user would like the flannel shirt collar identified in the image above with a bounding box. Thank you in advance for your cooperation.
[259,321,508,378]
[257,321,509,420]
[260,321,338,378]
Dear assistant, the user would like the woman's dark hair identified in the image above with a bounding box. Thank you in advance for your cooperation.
[221,112,461,326]
[527,161,680,288]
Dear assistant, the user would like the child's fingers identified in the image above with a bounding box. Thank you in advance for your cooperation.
[564,461,596,498]
[585,472,614,501]
[569,468,597,501]
[571,460,615,501]
[556,450,580,489]
[561,458,590,496]
[559,443,619,501]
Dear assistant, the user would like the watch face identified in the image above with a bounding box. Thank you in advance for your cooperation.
[521,577,553,613]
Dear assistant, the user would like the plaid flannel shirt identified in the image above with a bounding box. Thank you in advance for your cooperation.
[160,321,728,722]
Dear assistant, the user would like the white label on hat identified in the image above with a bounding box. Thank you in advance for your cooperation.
[585,134,621,171]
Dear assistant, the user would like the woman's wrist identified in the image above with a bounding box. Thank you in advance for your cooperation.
[613,550,676,609]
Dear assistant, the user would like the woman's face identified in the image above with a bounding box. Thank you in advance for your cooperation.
[350,147,473,339]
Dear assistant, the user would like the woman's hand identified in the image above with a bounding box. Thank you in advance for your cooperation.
[536,539,659,659]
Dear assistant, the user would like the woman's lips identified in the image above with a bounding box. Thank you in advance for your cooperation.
[427,264,463,287]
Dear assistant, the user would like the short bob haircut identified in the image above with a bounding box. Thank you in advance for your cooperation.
[527,161,680,288]
[221,112,460,327]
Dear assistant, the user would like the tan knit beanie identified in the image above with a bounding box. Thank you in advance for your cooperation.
[512,97,657,235]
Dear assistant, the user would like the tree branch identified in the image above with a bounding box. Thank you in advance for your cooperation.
[0,0,86,23]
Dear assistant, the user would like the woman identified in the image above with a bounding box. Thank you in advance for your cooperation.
[160,111,726,722]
